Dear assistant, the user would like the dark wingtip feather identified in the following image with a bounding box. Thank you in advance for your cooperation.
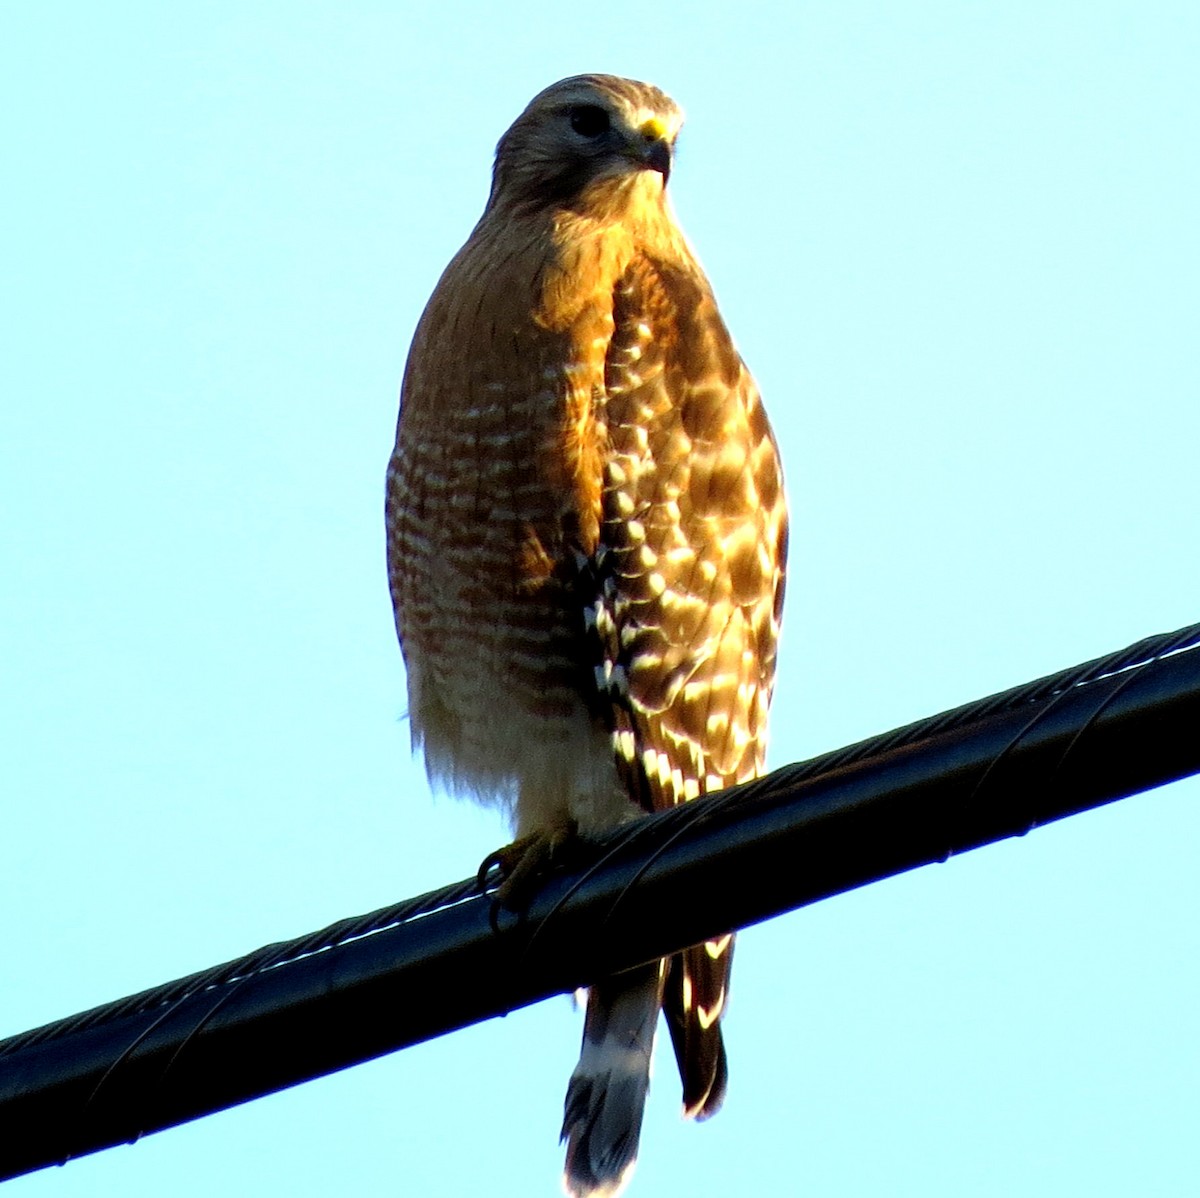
[664,941,733,1121]
[687,1036,727,1121]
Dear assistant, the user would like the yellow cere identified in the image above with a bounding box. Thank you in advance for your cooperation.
[638,117,668,142]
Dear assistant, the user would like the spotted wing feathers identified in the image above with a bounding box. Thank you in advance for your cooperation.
[567,251,786,1174]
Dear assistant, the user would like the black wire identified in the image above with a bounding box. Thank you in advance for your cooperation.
[0,876,481,1059]
[3,620,1197,1062]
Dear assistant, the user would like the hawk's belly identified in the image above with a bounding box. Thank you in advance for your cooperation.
[400,562,636,839]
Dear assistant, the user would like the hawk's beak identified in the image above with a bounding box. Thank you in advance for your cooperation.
[637,119,672,184]
[643,138,672,182]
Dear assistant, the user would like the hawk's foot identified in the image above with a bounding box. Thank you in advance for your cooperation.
[477,821,578,916]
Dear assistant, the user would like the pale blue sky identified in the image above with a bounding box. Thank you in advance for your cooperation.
[3,3,1198,1196]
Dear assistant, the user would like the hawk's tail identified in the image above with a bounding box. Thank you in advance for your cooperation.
[561,961,664,1198]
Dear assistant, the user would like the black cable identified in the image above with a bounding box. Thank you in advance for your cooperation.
[3,621,1196,1062]
[0,876,482,1060]
[0,620,1197,1182]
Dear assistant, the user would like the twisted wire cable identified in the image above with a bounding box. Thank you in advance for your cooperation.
[3,620,1196,1062]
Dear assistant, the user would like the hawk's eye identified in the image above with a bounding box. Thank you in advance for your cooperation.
[569,105,610,138]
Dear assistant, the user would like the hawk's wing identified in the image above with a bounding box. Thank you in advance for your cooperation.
[593,249,787,1116]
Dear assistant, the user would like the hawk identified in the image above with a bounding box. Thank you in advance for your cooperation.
[386,74,787,1197]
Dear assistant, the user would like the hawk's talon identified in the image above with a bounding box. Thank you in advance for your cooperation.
[477,824,577,923]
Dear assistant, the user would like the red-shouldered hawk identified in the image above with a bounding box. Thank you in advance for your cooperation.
[386,74,787,1198]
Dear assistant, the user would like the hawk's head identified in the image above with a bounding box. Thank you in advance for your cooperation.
[488,75,683,217]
